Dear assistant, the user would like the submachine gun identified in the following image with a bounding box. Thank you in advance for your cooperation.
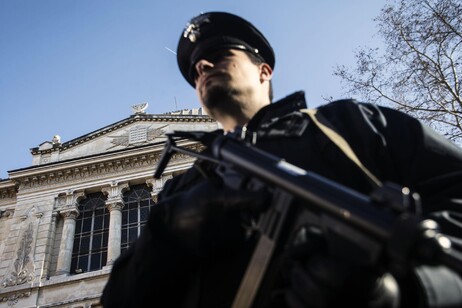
[153,130,462,308]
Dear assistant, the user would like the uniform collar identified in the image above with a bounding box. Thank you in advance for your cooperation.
[246,91,307,130]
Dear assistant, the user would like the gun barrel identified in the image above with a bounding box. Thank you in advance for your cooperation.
[212,135,396,241]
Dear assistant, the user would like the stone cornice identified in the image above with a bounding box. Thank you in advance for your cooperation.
[9,141,203,192]
[0,179,17,202]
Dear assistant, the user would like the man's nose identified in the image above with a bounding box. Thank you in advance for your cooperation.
[195,59,214,77]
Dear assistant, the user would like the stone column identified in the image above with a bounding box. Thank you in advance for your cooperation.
[41,212,58,280]
[146,174,172,203]
[102,182,129,265]
[55,207,79,275]
[55,190,85,276]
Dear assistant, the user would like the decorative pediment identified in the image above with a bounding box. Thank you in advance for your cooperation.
[29,112,218,166]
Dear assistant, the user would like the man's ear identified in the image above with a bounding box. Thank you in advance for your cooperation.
[259,63,273,82]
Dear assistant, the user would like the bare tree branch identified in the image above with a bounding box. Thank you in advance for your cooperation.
[334,0,462,145]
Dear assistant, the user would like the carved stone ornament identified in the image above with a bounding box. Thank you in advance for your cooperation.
[101,181,129,201]
[2,223,34,287]
[0,290,31,306]
[131,102,148,114]
[60,208,80,220]
[107,124,168,150]
[146,174,173,195]
[56,190,86,211]
[106,201,124,212]
[1,208,14,219]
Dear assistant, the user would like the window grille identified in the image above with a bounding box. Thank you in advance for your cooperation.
[70,192,109,274]
[121,184,155,253]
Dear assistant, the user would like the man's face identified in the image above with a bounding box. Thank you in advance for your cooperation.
[193,49,267,115]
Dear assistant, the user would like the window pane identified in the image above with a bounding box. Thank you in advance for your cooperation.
[75,218,82,234]
[90,253,101,271]
[101,250,107,267]
[140,207,150,222]
[103,232,108,248]
[82,218,92,233]
[139,199,149,208]
[103,213,110,230]
[92,233,102,250]
[129,227,138,242]
[93,215,103,230]
[70,257,78,273]
[121,228,128,245]
[80,235,90,253]
[83,210,93,219]
[79,256,89,272]
[128,209,138,223]
[72,238,79,253]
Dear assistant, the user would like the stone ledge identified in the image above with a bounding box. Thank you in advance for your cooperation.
[45,267,111,286]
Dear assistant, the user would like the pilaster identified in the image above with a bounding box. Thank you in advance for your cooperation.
[55,190,85,276]
[40,212,58,280]
[102,182,129,265]
[55,208,79,276]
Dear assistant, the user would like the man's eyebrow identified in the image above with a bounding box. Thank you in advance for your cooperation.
[205,49,234,59]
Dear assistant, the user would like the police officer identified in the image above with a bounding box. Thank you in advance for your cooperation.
[101,12,462,307]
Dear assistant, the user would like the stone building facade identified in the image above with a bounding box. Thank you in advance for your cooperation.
[0,105,218,307]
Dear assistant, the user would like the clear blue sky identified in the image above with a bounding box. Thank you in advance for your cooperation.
[0,0,387,179]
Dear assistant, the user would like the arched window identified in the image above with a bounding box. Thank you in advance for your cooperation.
[70,192,109,274]
[121,184,155,253]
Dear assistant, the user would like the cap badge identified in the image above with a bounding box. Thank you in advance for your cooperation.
[183,13,211,43]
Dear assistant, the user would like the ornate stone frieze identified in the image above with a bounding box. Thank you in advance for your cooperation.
[0,183,17,205]
[14,144,204,192]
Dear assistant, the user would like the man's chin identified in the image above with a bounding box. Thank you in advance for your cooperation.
[201,85,232,109]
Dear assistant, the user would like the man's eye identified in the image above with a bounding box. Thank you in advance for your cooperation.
[207,54,224,62]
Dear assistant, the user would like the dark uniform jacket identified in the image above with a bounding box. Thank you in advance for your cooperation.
[101,91,462,307]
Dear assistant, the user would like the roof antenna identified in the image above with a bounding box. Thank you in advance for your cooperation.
[174,97,178,110]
